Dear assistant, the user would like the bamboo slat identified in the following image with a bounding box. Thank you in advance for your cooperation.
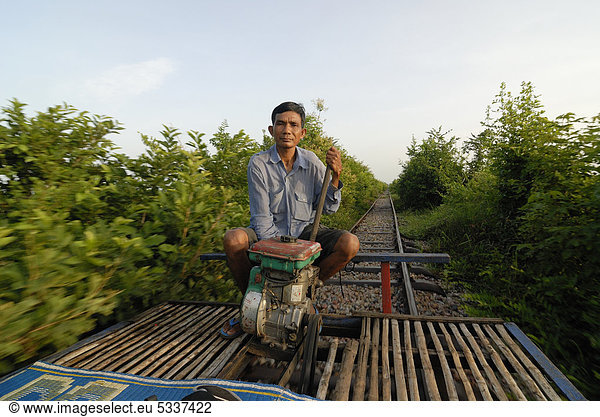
[415,321,440,400]
[483,325,547,401]
[471,324,526,400]
[350,311,504,324]
[368,318,380,400]
[136,309,235,378]
[68,304,194,368]
[158,311,230,379]
[159,309,234,379]
[140,309,229,378]
[173,311,238,380]
[81,305,201,370]
[45,301,572,402]
[439,323,475,400]
[333,339,359,401]
[391,319,408,401]
[54,303,178,366]
[449,323,492,400]
[218,343,253,380]
[352,318,371,401]
[129,307,230,376]
[381,319,391,401]
[404,320,419,400]
[316,338,339,400]
[426,321,458,400]
[204,333,250,377]
[176,334,229,379]
[459,323,510,400]
[494,324,561,401]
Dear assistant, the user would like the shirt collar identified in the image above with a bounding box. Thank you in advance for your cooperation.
[268,145,308,169]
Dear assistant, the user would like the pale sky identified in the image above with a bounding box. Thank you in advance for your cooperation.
[2,0,599,183]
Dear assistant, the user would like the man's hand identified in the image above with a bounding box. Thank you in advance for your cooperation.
[326,146,342,188]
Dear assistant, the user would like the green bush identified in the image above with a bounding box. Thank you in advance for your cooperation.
[0,98,384,376]
[0,101,244,373]
[396,83,600,399]
[391,127,465,210]
[299,107,386,229]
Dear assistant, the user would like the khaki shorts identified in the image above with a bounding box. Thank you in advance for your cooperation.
[241,224,346,265]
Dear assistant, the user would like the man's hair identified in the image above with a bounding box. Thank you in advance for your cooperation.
[271,102,306,128]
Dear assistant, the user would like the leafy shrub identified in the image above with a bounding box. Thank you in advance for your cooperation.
[0,101,244,373]
[391,127,465,210]
[299,108,386,229]
[0,98,384,377]
[396,83,600,399]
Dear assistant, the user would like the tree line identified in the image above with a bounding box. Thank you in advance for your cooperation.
[391,82,599,399]
[0,99,385,375]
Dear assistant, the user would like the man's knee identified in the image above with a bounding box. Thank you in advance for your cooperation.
[224,228,250,254]
[335,232,360,260]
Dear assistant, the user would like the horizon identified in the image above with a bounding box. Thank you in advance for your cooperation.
[2,0,599,183]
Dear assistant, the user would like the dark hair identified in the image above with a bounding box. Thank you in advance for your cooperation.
[271,102,305,128]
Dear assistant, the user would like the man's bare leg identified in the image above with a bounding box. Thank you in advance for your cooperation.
[317,232,360,281]
[223,228,252,293]
[220,228,253,338]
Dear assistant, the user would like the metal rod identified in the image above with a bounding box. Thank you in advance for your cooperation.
[503,322,586,400]
[310,165,331,242]
[324,279,398,286]
[198,251,449,263]
[352,252,450,263]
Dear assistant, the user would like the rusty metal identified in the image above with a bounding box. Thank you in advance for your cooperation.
[381,262,392,313]
[248,237,321,263]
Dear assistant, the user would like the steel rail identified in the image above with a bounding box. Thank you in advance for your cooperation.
[349,195,381,233]
[345,190,419,314]
[388,192,418,315]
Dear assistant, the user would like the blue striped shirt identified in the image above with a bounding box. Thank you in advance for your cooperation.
[248,145,343,240]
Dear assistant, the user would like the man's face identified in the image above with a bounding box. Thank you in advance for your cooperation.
[268,111,306,151]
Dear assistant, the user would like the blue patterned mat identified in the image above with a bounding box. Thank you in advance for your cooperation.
[0,361,315,401]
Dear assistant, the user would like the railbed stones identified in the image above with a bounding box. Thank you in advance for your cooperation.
[315,195,467,317]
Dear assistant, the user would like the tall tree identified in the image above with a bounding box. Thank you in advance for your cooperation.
[392,127,465,210]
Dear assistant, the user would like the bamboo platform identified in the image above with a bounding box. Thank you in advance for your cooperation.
[315,313,572,400]
[43,301,583,401]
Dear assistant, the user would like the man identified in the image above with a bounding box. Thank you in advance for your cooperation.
[220,102,360,338]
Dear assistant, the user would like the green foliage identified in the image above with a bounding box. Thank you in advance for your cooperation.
[135,151,245,307]
[0,98,384,378]
[299,107,386,229]
[0,214,156,373]
[0,101,244,374]
[397,83,600,399]
[391,127,465,210]
[203,121,260,206]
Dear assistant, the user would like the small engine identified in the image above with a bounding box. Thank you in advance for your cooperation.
[240,235,321,350]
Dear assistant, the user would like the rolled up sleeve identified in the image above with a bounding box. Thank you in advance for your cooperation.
[323,180,343,214]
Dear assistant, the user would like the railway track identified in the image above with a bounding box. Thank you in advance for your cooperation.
[8,193,584,401]
[317,191,464,317]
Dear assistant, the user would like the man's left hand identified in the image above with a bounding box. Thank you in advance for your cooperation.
[326,146,342,187]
